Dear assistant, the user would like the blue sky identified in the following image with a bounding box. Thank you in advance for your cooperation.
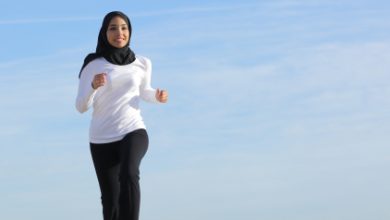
[1,0,390,219]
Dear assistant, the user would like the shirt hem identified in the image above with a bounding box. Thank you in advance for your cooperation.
[89,126,147,144]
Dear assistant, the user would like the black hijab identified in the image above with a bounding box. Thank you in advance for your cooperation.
[78,11,136,78]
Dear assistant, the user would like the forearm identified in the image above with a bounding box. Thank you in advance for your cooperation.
[140,88,159,103]
[75,82,97,113]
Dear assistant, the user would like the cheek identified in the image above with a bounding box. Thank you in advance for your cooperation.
[106,32,112,41]
[124,29,130,37]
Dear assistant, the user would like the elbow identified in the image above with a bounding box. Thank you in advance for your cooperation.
[75,100,88,113]
[76,105,87,114]
[77,107,87,114]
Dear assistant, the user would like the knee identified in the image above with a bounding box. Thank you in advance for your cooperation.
[120,169,140,183]
[101,195,119,208]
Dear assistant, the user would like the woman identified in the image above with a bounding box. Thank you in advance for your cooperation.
[75,11,168,220]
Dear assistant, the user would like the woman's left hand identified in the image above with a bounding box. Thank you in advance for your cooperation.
[156,89,168,103]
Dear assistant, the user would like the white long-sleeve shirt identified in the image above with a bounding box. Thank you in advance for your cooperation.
[76,55,159,143]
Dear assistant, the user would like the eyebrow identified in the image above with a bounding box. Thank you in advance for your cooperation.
[108,24,127,27]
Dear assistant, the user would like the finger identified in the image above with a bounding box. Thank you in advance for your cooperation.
[160,91,168,101]
[161,90,168,98]
[157,89,162,98]
[95,75,107,85]
[97,75,106,82]
[95,73,106,80]
[101,73,107,81]
[93,77,106,89]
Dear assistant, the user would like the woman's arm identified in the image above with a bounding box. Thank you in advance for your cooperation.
[75,66,98,113]
[139,57,166,103]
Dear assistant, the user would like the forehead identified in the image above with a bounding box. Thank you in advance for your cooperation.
[108,16,128,25]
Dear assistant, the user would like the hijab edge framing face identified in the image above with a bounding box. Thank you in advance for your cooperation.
[79,11,136,78]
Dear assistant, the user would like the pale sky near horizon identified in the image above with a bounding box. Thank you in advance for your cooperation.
[1,1,390,220]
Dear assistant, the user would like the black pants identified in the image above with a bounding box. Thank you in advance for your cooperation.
[90,129,149,220]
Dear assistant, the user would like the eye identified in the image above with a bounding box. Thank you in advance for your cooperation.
[109,27,117,31]
[121,26,128,31]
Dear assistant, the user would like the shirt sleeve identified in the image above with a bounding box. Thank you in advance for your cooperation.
[75,63,97,113]
[139,57,160,104]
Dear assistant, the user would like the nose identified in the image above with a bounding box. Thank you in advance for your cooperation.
[116,28,123,35]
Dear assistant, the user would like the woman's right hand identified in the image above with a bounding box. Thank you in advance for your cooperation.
[92,73,107,89]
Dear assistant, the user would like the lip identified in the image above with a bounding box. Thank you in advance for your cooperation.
[114,38,125,42]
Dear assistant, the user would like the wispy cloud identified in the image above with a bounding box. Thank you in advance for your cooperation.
[0,16,100,25]
[0,3,261,25]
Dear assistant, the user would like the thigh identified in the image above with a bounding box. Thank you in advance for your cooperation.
[90,141,122,171]
[119,129,149,176]
[90,142,121,198]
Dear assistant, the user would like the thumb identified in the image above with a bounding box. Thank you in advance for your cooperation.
[156,89,161,98]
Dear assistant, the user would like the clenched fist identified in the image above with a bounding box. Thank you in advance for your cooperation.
[92,73,107,89]
[156,89,168,103]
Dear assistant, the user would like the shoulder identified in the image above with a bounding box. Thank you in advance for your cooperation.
[85,57,107,69]
[79,57,106,78]
[135,55,152,67]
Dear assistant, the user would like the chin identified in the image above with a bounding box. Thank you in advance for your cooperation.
[112,44,126,48]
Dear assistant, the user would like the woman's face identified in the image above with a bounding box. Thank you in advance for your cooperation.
[106,16,130,48]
